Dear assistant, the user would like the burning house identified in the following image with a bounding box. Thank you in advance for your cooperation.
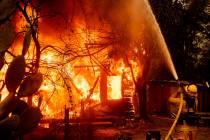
[1,0,177,118]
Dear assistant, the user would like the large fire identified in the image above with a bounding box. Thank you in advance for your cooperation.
[0,2,142,119]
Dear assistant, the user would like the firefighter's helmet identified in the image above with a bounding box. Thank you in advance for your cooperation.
[185,84,197,93]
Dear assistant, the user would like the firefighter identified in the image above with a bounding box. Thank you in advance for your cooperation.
[183,84,198,113]
[168,84,198,116]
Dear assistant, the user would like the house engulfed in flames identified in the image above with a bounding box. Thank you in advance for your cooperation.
[1,27,141,119]
[0,0,145,120]
[1,0,176,122]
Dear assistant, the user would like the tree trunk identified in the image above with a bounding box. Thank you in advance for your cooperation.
[135,55,151,120]
[136,78,149,119]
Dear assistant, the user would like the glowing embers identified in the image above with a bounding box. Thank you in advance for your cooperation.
[107,76,122,100]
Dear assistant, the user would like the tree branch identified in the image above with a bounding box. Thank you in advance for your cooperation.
[16,2,41,73]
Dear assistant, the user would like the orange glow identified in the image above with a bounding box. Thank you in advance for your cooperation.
[73,75,90,99]
[107,76,122,100]
[13,5,36,33]
[0,4,143,119]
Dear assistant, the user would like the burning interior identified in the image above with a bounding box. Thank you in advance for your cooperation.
[0,0,177,133]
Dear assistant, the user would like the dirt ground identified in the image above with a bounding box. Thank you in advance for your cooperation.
[24,115,210,140]
[94,115,210,140]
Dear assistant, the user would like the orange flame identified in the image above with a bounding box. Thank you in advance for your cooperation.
[107,76,122,100]
[0,4,143,119]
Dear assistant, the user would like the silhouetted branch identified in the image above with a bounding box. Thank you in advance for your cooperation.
[16,2,41,73]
